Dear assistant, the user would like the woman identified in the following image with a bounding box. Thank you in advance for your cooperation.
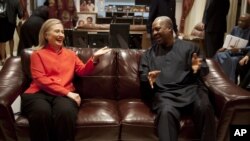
[20,19,111,141]
[0,0,23,63]
[17,2,49,56]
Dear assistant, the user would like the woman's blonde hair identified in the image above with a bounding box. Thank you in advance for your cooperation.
[37,18,63,49]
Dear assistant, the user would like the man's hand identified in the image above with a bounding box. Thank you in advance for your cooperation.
[217,48,227,52]
[192,53,202,74]
[93,47,112,62]
[67,92,81,107]
[230,48,240,53]
[239,55,249,66]
[148,70,161,89]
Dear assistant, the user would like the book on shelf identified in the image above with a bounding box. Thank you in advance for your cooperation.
[222,34,248,49]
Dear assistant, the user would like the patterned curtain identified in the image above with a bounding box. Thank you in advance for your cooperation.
[179,0,194,33]
[20,0,29,19]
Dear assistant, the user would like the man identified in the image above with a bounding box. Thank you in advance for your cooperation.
[86,16,93,24]
[139,16,216,141]
[236,14,250,89]
[203,0,230,58]
[17,3,49,55]
[238,51,250,89]
[214,13,250,83]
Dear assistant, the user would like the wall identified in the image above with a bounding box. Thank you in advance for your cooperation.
[27,0,241,35]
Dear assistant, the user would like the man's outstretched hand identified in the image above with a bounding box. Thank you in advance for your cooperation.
[148,70,161,89]
[192,53,202,74]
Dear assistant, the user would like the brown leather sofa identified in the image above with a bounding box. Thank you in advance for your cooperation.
[1,47,250,141]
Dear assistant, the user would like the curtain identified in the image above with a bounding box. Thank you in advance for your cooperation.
[183,0,237,35]
[48,0,77,28]
[226,0,238,34]
[20,0,29,19]
[179,0,194,33]
[183,0,206,35]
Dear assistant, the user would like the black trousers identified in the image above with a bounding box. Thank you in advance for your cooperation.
[238,63,250,89]
[154,91,216,141]
[204,31,225,58]
[21,91,79,141]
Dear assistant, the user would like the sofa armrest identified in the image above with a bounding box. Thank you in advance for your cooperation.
[203,59,250,141]
[0,57,28,141]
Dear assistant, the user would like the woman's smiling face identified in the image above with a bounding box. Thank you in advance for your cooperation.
[46,23,65,48]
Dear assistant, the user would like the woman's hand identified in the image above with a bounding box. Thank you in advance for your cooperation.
[67,92,81,107]
[93,47,112,62]
[239,55,249,66]
[192,53,202,74]
[148,70,161,89]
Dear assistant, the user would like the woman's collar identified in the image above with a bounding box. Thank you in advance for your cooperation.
[46,44,63,54]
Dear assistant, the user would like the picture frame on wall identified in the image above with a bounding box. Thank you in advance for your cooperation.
[77,12,96,26]
[79,0,96,12]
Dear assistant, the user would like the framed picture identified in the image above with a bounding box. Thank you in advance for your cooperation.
[77,12,96,26]
[79,0,96,12]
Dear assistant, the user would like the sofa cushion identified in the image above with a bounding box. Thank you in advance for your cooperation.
[118,99,157,141]
[77,99,119,125]
[75,99,120,141]
[117,49,146,99]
